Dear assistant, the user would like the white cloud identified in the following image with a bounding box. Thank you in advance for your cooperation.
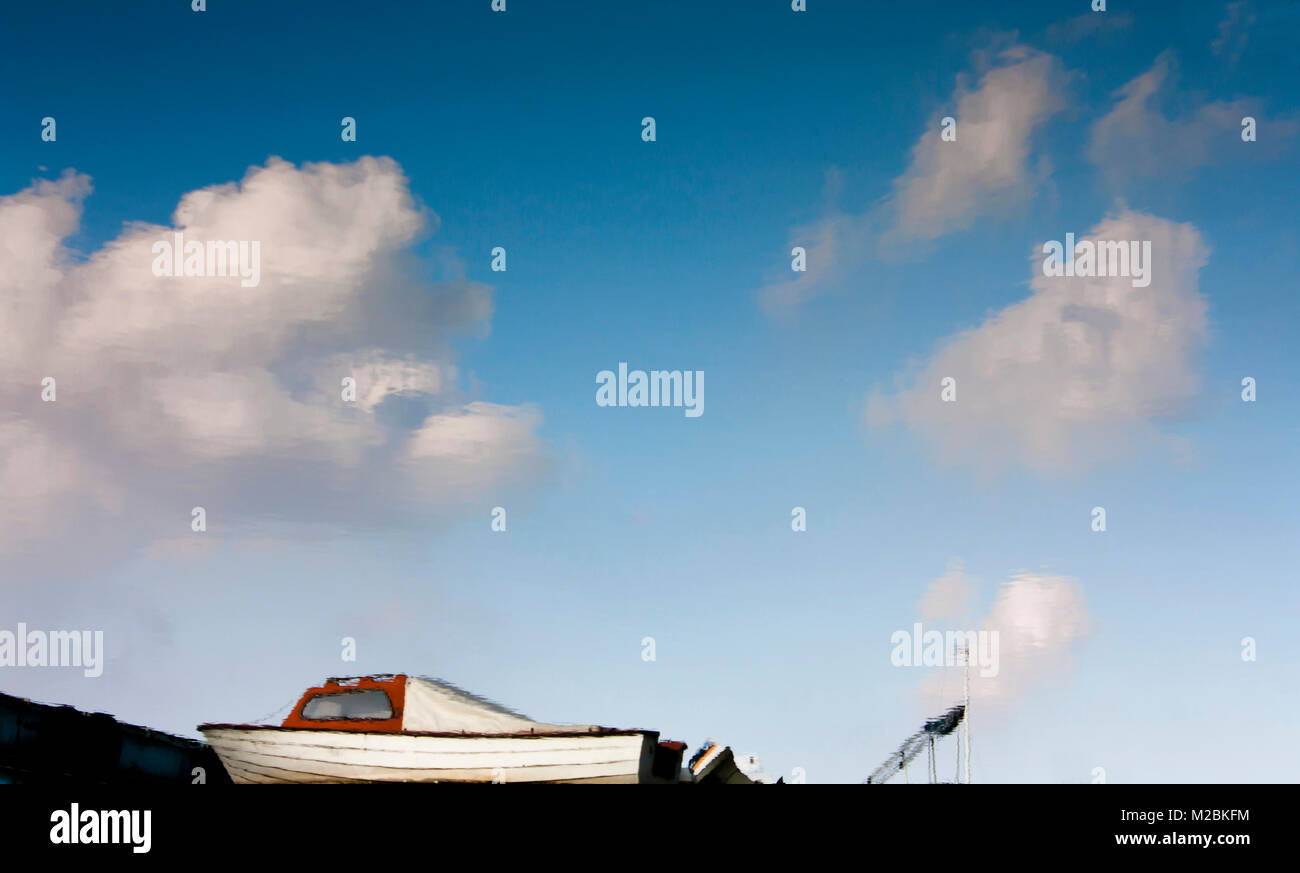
[917,568,1092,712]
[759,45,1067,312]
[888,45,1066,242]
[758,211,861,313]
[867,209,1209,472]
[0,157,545,564]
[969,572,1092,708]
[1088,52,1296,186]
[407,401,542,464]
[348,356,451,413]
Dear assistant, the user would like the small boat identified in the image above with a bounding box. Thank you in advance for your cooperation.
[199,674,685,784]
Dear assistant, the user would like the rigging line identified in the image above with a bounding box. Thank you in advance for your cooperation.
[248,696,297,725]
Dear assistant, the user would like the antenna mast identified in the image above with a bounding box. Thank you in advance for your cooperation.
[962,642,971,784]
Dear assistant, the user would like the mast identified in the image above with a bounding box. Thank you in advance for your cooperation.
[962,642,971,784]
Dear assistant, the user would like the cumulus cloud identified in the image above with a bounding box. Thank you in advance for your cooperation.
[1088,52,1297,186]
[970,572,1091,708]
[867,209,1209,472]
[888,45,1066,242]
[0,157,545,568]
[760,45,1067,312]
[917,567,1092,711]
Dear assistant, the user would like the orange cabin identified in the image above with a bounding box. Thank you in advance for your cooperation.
[280,674,407,733]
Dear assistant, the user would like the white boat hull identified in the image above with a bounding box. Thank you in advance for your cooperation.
[200,726,657,784]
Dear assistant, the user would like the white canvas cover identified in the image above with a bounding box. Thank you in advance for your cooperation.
[401,677,594,734]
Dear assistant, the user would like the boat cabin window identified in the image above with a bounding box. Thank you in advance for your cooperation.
[300,689,394,721]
